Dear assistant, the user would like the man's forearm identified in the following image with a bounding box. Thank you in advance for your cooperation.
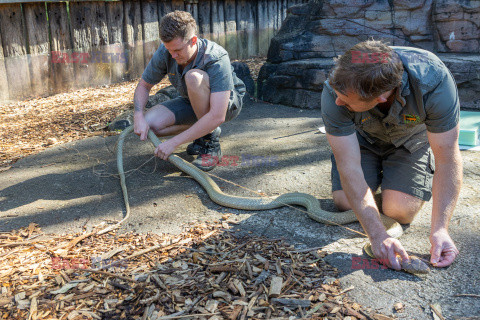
[134,85,150,114]
[430,150,462,233]
[338,168,389,241]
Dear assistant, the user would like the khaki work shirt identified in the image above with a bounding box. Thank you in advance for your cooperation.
[321,47,460,155]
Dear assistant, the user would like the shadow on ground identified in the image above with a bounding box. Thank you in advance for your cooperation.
[1,99,479,319]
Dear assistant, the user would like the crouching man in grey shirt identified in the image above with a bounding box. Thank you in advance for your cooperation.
[133,10,246,171]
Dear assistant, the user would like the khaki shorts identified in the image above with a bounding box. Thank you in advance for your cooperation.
[331,143,435,201]
[162,90,243,125]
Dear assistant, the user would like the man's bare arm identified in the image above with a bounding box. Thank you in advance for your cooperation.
[326,132,409,269]
[427,125,462,267]
[133,79,154,140]
[134,79,153,112]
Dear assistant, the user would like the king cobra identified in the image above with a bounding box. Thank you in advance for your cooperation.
[107,126,429,274]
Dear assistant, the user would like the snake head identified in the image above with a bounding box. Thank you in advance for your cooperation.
[364,244,430,275]
[400,255,430,274]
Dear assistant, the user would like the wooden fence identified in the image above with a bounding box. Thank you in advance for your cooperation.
[0,0,307,102]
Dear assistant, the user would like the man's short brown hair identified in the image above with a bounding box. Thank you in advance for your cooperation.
[160,10,198,42]
[329,40,404,101]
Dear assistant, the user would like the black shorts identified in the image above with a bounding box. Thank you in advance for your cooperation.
[162,90,243,125]
[331,143,435,201]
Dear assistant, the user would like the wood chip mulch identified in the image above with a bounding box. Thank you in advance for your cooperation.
[0,79,170,170]
[0,57,266,170]
[0,56,394,319]
[0,219,391,320]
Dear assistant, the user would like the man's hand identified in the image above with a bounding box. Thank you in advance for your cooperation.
[134,112,150,141]
[371,235,410,270]
[133,79,154,140]
[154,139,178,160]
[430,229,458,267]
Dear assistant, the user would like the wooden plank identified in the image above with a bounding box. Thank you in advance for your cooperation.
[91,2,111,86]
[257,0,269,56]
[281,0,287,25]
[47,2,76,93]
[192,2,198,24]
[275,0,280,32]
[142,0,160,66]
[210,0,219,43]
[198,0,211,39]
[278,0,283,23]
[70,1,111,87]
[0,26,9,101]
[23,4,49,54]
[69,1,90,53]
[236,0,248,59]
[217,0,226,49]
[105,0,126,84]
[0,4,32,99]
[106,1,124,47]
[267,0,275,44]
[185,1,198,23]
[211,0,226,49]
[171,0,184,11]
[124,0,144,79]
[24,2,52,97]
[158,0,172,18]
[246,0,257,58]
[224,0,237,59]
[284,0,289,24]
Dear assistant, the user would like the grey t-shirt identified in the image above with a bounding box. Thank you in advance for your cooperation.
[321,47,460,153]
[142,38,246,101]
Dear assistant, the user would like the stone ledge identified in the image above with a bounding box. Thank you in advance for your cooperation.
[258,54,480,110]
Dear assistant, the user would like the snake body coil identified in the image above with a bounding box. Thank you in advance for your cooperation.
[115,127,403,238]
[113,127,429,274]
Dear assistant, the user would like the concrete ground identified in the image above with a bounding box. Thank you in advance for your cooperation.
[1,99,479,319]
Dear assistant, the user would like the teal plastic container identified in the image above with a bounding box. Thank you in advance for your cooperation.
[459,111,480,146]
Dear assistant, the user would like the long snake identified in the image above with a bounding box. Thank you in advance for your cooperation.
[103,126,429,274]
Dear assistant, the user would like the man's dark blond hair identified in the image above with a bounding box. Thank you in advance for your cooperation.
[160,11,198,42]
[329,40,404,101]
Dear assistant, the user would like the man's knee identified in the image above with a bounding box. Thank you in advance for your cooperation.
[332,190,351,211]
[382,190,424,224]
[185,69,210,89]
[144,105,175,131]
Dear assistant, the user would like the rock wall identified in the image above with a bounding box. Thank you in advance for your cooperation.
[258,0,480,110]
